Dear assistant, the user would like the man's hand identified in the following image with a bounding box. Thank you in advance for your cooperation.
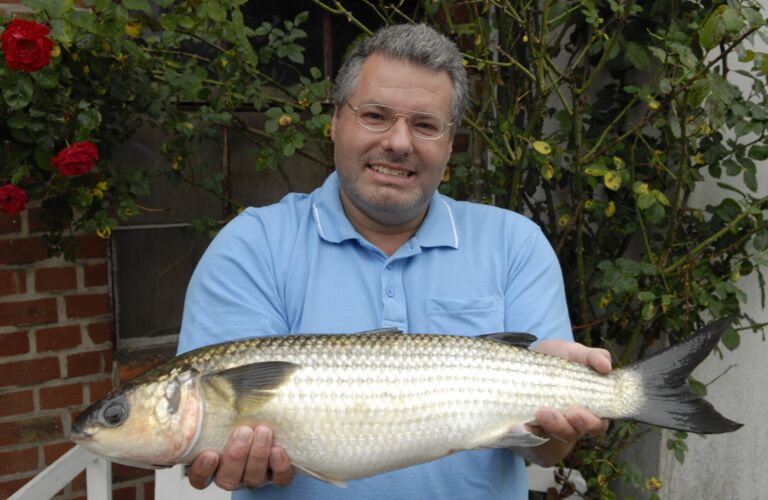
[514,340,612,466]
[187,425,294,490]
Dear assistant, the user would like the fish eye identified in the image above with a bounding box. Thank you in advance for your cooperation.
[101,401,127,427]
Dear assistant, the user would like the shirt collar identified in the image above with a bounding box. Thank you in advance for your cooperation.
[311,171,459,250]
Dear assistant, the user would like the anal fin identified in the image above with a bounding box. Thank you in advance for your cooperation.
[472,424,550,449]
[293,463,348,488]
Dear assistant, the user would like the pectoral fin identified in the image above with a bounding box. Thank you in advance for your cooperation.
[200,361,300,414]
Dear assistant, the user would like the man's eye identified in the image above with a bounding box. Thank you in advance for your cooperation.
[413,120,440,131]
[361,112,386,122]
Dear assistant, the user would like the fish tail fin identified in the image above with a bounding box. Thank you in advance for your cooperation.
[629,318,742,434]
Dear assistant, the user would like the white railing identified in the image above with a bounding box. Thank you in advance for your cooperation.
[9,445,112,500]
[10,446,585,499]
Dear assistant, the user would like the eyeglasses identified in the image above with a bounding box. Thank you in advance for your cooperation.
[346,102,453,140]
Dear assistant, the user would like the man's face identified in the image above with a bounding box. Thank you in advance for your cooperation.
[331,54,454,227]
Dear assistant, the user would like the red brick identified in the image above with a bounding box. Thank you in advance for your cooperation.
[0,476,35,500]
[113,485,139,500]
[87,322,112,345]
[35,266,77,292]
[75,234,108,259]
[71,471,86,492]
[64,293,110,319]
[0,298,58,327]
[0,237,48,265]
[44,441,75,464]
[113,463,154,482]
[40,382,84,409]
[0,269,26,295]
[0,331,30,356]
[144,479,155,500]
[67,350,104,377]
[0,389,34,417]
[89,377,114,401]
[35,324,82,352]
[83,263,108,287]
[0,211,22,234]
[27,205,47,234]
[0,415,63,447]
[0,357,60,387]
[0,447,38,475]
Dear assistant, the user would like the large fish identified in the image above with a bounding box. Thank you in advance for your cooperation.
[70,319,741,485]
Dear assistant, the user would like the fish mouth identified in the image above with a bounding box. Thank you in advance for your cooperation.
[69,428,92,442]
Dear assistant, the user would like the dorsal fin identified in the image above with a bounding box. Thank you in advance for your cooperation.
[478,332,537,347]
[354,328,403,335]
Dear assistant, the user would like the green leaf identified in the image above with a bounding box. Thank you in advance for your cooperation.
[688,378,707,397]
[310,67,322,80]
[625,41,651,71]
[122,0,152,13]
[264,120,278,133]
[699,5,727,51]
[3,75,34,110]
[721,328,740,351]
[204,2,228,22]
[637,192,656,210]
[749,145,768,161]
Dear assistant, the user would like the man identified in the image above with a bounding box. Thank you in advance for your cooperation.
[178,23,610,499]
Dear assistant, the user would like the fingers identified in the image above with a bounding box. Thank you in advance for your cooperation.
[533,340,612,374]
[188,425,295,491]
[214,426,255,490]
[536,407,609,443]
[187,450,220,490]
[269,447,295,486]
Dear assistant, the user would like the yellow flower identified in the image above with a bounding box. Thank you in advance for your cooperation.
[441,167,451,183]
[541,164,554,181]
[648,99,661,110]
[278,114,293,127]
[532,141,552,155]
[598,292,612,308]
[96,226,112,239]
[122,206,138,217]
[604,171,622,191]
[558,214,570,227]
[584,199,594,210]
[125,23,141,38]
[604,201,616,218]
[645,477,662,492]
[96,181,109,191]
[83,65,90,75]
[637,182,649,194]
[699,124,713,135]
[323,123,332,137]
[51,43,61,58]
[522,34,529,43]
[694,152,705,165]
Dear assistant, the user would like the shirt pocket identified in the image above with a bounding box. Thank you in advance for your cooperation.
[426,295,505,334]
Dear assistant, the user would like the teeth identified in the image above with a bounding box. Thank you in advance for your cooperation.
[370,165,410,178]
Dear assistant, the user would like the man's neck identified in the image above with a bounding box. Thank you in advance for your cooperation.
[339,192,426,256]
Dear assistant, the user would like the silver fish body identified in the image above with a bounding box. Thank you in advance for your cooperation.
[70,321,741,485]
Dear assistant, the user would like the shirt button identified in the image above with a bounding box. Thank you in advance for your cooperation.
[386,288,395,297]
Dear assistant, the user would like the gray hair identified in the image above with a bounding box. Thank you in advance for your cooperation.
[332,24,468,128]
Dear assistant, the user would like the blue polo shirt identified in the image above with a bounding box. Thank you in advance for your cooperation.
[178,171,573,500]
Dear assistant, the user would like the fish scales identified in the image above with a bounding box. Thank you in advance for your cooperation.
[70,321,742,484]
[179,333,632,480]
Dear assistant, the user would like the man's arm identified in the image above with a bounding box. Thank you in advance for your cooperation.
[513,340,612,466]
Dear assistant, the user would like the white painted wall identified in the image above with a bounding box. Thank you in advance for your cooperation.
[658,9,768,497]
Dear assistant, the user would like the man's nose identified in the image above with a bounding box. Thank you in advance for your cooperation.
[380,116,414,154]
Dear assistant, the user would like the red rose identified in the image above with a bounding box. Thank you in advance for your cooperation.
[0,184,29,214]
[1,19,53,72]
[51,141,99,176]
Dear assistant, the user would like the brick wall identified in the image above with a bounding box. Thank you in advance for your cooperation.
[0,204,155,499]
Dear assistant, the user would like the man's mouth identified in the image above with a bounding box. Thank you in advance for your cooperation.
[368,164,413,178]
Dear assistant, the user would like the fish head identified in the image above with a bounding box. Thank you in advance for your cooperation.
[70,366,204,467]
